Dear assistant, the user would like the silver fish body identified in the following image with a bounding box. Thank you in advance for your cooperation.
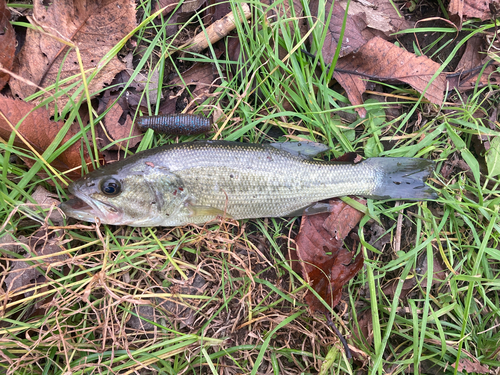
[60,141,436,226]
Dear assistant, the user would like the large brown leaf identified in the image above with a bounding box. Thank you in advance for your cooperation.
[0,0,15,90]
[10,0,136,114]
[333,37,445,117]
[292,199,365,314]
[0,95,93,180]
[308,0,366,63]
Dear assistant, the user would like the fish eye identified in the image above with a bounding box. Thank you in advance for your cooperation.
[100,178,121,196]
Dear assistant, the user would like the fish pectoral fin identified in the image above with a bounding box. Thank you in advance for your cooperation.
[188,204,232,219]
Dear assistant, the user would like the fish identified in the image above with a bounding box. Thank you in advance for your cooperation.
[136,114,212,135]
[60,141,437,227]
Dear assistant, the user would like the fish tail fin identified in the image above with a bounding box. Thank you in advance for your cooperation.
[363,157,437,200]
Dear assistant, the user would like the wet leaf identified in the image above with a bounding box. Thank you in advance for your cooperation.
[333,37,446,117]
[308,0,366,63]
[0,0,15,90]
[0,96,94,180]
[293,199,365,314]
[10,0,136,114]
[486,136,500,177]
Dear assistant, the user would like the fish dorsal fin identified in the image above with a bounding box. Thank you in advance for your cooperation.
[269,141,330,159]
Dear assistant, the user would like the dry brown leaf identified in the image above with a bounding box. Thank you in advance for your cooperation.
[0,95,95,180]
[155,0,181,16]
[338,0,414,39]
[292,199,365,314]
[309,0,366,62]
[449,0,495,21]
[127,273,207,331]
[333,37,445,117]
[10,0,136,114]
[0,0,15,90]
[31,186,64,226]
[352,309,373,345]
[452,357,491,374]
[4,229,68,294]
[100,96,142,150]
[170,62,216,109]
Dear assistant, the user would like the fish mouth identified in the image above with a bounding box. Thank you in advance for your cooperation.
[60,189,123,224]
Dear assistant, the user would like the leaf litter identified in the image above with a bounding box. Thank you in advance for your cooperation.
[0,95,96,180]
[0,0,15,91]
[10,0,136,114]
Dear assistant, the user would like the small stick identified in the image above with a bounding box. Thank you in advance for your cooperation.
[180,3,251,54]
[326,312,352,360]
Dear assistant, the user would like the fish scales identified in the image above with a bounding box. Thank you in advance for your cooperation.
[60,141,436,227]
[164,143,376,220]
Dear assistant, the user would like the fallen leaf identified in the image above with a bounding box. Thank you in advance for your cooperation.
[333,37,445,117]
[181,0,205,13]
[452,356,491,374]
[382,253,447,299]
[31,186,64,226]
[447,36,499,92]
[352,309,373,345]
[449,0,495,21]
[338,0,414,39]
[127,273,207,331]
[170,62,216,109]
[293,199,365,314]
[101,96,142,150]
[308,0,366,63]
[3,229,68,294]
[154,0,181,16]
[367,222,391,251]
[0,95,95,180]
[10,0,136,114]
[0,0,16,90]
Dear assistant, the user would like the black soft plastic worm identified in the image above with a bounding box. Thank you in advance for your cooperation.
[136,114,212,135]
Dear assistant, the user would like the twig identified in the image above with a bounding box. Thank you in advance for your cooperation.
[180,3,251,54]
[326,311,352,360]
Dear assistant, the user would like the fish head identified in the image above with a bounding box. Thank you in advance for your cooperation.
[60,161,186,226]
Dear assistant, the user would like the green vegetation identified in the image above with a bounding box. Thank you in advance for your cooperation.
[1,0,499,374]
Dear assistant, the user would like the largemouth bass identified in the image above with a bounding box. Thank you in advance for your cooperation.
[60,141,436,227]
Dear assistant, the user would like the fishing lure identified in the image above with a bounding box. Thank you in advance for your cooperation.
[136,114,212,136]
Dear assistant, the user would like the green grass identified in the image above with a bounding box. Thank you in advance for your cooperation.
[1,0,500,374]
